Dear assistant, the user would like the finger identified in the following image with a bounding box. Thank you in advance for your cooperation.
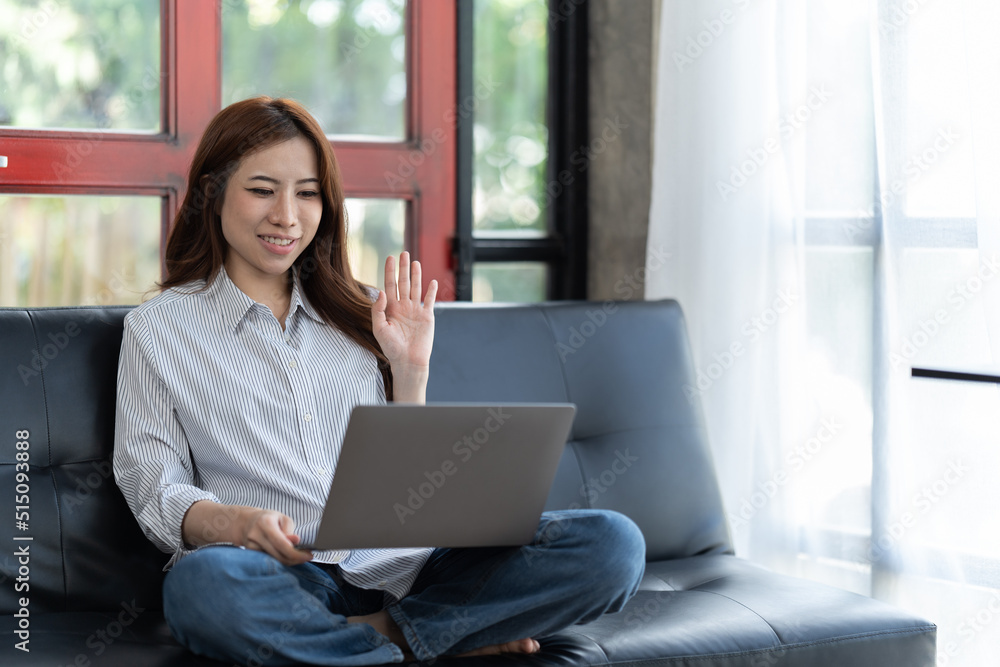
[275,518,312,563]
[423,279,438,310]
[397,251,411,301]
[251,536,309,566]
[244,534,285,563]
[410,259,423,302]
[245,513,301,564]
[384,255,397,302]
[276,544,312,565]
[282,532,313,563]
[262,520,309,564]
[277,513,298,536]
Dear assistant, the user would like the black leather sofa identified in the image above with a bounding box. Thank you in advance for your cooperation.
[1,300,936,666]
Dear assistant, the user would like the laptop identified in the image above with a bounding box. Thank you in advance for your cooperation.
[300,403,576,551]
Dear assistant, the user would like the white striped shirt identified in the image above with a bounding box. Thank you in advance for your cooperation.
[113,266,431,600]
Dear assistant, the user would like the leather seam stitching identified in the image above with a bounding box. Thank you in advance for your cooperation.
[536,306,590,507]
[27,311,70,608]
[536,305,574,407]
[696,588,781,644]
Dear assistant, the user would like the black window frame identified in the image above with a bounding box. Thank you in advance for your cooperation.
[452,0,589,301]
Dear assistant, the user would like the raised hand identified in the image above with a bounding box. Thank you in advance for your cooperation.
[371,252,438,402]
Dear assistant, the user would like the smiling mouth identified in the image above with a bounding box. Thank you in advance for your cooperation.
[260,235,296,246]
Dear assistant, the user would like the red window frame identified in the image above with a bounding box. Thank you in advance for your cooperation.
[0,0,457,300]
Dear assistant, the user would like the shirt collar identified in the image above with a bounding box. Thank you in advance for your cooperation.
[289,269,324,325]
[205,265,256,331]
[206,265,324,331]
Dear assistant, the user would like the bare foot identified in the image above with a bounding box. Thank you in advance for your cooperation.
[348,612,540,660]
[452,638,540,657]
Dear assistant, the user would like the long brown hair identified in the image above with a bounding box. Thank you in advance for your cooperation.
[161,96,393,398]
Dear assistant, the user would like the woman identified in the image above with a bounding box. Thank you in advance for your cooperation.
[114,96,645,665]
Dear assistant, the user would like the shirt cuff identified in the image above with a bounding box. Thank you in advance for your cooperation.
[158,486,222,553]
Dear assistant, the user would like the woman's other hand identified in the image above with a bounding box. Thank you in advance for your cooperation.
[182,501,313,566]
[241,508,313,566]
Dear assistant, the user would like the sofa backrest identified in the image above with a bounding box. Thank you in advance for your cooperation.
[0,307,166,615]
[428,300,732,562]
[0,299,732,615]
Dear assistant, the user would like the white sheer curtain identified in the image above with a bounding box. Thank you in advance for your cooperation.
[647,1,1000,665]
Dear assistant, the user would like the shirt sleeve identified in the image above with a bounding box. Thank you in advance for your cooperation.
[113,310,220,562]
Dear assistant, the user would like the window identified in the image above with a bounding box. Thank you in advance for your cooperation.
[0,0,456,305]
[792,0,878,594]
[0,0,176,307]
[797,0,1000,618]
[455,0,588,301]
[0,0,586,306]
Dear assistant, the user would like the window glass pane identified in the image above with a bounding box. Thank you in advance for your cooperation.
[0,0,161,130]
[472,262,547,302]
[894,248,999,558]
[0,196,405,307]
[473,0,548,234]
[0,195,160,306]
[795,247,874,537]
[345,198,404,289]
[222,0,406,139]
[902,1,977,218]
[804,0,874,215]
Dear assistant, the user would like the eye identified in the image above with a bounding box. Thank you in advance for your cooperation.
[299,190,320,199]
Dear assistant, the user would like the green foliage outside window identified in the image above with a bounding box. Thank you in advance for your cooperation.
[0,0,160,130]
[472,0,548,236]
[223,0,406,139]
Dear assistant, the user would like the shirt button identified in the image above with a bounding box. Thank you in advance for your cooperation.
[304,413,313,422]
[316,467,327,477]
[288,359,298,369]
[378,580,387,587]
[284,333,291,343]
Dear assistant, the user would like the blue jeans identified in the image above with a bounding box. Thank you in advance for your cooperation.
[163,509,645,665]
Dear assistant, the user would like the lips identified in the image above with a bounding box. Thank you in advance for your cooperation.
[258,235,299,255]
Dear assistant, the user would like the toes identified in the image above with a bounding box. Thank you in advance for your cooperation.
[502,639,539,654]
[452,638,539,658]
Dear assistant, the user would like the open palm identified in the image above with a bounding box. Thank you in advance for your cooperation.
[371,252,438,372]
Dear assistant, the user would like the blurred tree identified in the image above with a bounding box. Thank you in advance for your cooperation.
[473,0,548,235]
[0,0,160,129]
[222,0,406,138]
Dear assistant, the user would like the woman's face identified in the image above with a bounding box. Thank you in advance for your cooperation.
[219,135,323,294]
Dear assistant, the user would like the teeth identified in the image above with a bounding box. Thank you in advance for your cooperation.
[262,236,294,246]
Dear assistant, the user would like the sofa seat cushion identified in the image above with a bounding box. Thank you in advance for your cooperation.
[1,610,222,666]
[1,555,935,667]
[549,555,936,666]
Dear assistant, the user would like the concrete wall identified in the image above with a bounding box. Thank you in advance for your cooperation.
[586,0,658,300]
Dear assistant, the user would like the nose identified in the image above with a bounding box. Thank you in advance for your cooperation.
[269,191,297,227]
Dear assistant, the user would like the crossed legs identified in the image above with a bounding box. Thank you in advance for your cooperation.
[164,509,645,665]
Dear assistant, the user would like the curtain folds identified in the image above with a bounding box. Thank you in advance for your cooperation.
[647,2,1000,664]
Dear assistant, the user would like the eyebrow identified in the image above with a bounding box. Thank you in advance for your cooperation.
[247,175,320,185]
